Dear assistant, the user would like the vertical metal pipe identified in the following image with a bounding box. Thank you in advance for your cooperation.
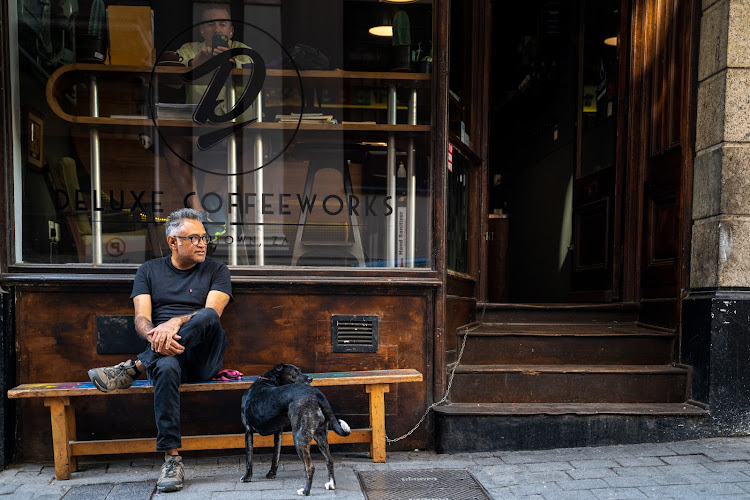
[90,75,102,264]
[227,80,238,266]
[254,92,265,266]
[407,89,417,267]
[152,74,161,222]
[386,85,397,266]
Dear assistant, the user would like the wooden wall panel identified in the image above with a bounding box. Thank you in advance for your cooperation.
[444,296,475,365]
[15,286,432,461]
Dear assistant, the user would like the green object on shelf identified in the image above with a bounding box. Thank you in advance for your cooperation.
[392,10,411,47]
[88,0,106,37]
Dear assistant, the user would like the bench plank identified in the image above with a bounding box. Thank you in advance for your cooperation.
[8,369,423,398]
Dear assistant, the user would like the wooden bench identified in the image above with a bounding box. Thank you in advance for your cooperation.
[8,368,423,480]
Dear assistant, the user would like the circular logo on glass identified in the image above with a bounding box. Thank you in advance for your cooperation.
[148,19,304,177]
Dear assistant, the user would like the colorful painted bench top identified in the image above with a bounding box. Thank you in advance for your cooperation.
[8,369,423,398]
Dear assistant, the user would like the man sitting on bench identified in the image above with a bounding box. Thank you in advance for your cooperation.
[87,208,233,493]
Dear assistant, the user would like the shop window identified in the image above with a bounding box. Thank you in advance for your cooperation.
[10,0,433,269]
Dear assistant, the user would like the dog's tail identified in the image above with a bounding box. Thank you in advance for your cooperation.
[317,393,351,436]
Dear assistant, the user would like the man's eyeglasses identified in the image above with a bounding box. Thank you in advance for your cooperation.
[175,235,211,245]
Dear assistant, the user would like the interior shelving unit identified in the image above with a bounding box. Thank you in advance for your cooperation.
[46,64,431,266]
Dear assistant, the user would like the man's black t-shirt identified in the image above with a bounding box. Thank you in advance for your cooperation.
[130,256,233,326]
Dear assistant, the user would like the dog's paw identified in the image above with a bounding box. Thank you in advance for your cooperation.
[266,470,276,479]
[240,474,252,483]
[297,487,306,496]
[325,479,336,490]
[339,419,351,434]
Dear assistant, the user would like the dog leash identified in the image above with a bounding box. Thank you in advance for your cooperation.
[385,301,487,444]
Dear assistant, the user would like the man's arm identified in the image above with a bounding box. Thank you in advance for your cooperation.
[133,294,186,356]
[206,290,231,316]
[133,294,155,340]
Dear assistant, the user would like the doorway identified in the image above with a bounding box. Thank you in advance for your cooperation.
[489,0,625,303]
[488,0,697,327]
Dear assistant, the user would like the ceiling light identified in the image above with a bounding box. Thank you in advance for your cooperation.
[369,25,393,37]
[604,37,618,47]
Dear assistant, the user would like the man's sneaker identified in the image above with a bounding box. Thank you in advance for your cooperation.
[157,455,184,493]
[87,360,139,392]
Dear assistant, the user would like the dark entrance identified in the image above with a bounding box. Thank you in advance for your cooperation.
[488,0,696,318]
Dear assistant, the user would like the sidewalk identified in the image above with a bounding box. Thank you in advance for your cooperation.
[2,436,750,499]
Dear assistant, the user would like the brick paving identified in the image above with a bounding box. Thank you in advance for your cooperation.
[2,437,750,499]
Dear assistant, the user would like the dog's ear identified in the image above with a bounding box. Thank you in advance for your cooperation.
[273,364,284,373]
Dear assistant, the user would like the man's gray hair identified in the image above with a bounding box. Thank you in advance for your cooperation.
[166,208,204,238]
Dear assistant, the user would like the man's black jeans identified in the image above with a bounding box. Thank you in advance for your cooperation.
[137,308,227,451]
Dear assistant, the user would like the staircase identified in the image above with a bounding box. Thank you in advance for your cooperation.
[433,303,710,452]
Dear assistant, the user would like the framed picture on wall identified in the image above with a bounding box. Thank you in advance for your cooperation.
[28,111,44,169]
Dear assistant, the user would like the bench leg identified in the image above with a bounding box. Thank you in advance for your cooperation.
[365,383,390,463]
[65,404,78,473]
[43,397,73,480]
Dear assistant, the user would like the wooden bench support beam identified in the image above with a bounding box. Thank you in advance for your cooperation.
[70,429,372,457]
[44,397,74,480]
[366,383,390,463]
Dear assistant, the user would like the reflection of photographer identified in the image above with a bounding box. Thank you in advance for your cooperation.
[179,15,247,68]
[160,4,256,216]
[176,5,254,112]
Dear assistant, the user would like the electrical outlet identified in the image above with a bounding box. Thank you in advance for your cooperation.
[48,220,60,242]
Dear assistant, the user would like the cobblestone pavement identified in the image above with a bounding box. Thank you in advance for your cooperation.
[3,437,750,499]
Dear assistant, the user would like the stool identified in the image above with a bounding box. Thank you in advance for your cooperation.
[291,152,365,266]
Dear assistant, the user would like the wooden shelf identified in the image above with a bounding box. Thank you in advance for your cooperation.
[62,115,431,132]
[46,64,432,126]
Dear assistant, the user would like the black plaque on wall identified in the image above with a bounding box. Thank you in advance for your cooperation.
[96,315,148,354]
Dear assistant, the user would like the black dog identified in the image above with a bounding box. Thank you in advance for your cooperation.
[240,363,351,496]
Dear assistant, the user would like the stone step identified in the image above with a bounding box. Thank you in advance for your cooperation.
[433,402,710,452]
[449,364,688,403]
[456,322,674,365]
[476,302,639,324]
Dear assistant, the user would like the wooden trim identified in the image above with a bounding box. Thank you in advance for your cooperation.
[679,0,700,294]
[624,0,647,302]
[1,271,443,288]
[611,0,633,302]
[0,0,12,271]
[447,131,481,164]
[433,0,449,408]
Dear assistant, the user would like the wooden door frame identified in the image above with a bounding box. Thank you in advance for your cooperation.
[622,0,699,309]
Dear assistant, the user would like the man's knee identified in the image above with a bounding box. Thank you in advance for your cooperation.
[193,307,220,329]
[151,356,181,382]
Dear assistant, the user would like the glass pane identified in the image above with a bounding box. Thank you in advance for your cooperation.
[447,147,469,274]
[580,0,620,177]
[11,0,433,268]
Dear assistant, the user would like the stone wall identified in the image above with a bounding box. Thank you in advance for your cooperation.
[692,0,750,287]
[684,0,750,433]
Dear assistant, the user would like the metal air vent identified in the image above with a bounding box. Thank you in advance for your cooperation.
[331,315,378,353]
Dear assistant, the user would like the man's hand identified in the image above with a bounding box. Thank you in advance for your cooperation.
[147,318,185,357]
[190,45,232,67]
